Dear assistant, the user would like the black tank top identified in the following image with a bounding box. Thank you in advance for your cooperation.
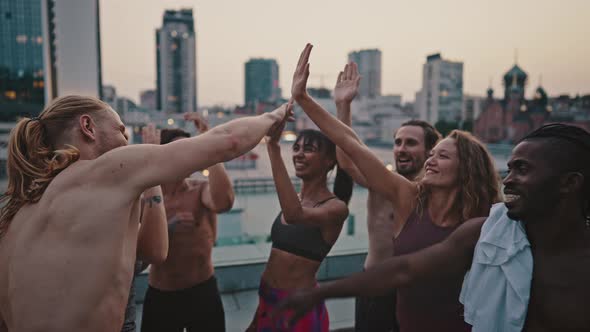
[270,196,336,262]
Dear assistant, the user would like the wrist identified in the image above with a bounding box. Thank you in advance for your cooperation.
[335,100,351,108]
[267,141,281,150]
[293,92,311,103]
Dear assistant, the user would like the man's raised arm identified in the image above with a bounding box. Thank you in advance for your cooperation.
[94,106,288,199]
[334,63,369,187]
[184,112,235,213]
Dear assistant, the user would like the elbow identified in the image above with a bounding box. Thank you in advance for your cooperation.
[149,250,168,265]
[215,203,233,214]
[210,127,242,162]
[212,193,234,213]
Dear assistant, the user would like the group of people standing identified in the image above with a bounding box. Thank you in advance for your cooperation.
[0,43,589,332]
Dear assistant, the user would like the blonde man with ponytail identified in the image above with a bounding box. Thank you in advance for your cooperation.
[0,95,291,332]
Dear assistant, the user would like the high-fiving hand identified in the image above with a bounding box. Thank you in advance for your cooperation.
[334,62,361,104]
[291,43,313,101]
[267,100,295,145]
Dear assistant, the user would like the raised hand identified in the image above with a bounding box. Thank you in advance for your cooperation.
[267,100,294,145]
[266,101,295,143]
[334,62,361,105]
[142,123,161,145]
[272,288,322,328]
[184,112,209,133]
[291,43,313,101]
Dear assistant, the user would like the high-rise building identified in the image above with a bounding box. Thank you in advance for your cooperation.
[140,89,157,110]
[156,9,197,114]
[244,58,280,105]
[0,0,46,119]
[348,49,382,98]
[41,0,103,102]
[415,53,463,124]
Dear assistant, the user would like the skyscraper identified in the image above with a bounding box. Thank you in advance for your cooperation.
[244,58,280,105]
[415,53,463,124]
[156,9,197,114]
[41,0,103,102]
[0,0,46,118]
[140,89,157,110]
[347,49,382,98]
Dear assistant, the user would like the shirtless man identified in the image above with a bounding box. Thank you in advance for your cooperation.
[279,123,590,331]
[0,95,289,332]
[333,63,440,332]
[141,113,233,332]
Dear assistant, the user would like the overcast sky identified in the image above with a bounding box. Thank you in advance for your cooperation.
[100,0,590,106]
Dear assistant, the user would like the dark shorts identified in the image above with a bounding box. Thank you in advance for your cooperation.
[140,276,225,332]
[354,290,398,332]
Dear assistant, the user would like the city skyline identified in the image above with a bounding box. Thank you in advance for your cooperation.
[99,0,590,107]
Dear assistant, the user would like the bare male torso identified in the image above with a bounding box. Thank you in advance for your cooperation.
[0,161,141,332]
[364,190,396,268]
[524,246,590,331]
[149,179,216,290]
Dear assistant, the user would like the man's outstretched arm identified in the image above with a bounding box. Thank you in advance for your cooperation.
[333,63,369,188]
[93,106,288,200]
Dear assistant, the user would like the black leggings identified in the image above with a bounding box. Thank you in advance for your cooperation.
[140,276,225,332]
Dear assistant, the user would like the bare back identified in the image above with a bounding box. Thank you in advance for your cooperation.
[524,246,590,331]
[149,179,216,290]
[0,160,141,332]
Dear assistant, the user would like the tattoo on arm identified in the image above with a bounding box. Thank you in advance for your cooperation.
[143,195,162,208]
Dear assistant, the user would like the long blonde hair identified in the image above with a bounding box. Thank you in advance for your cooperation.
[0,95,111,236]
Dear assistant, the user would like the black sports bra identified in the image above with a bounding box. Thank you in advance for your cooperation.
[270,197,337,262]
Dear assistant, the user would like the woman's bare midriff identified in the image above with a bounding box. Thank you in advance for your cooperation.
[261,248,322,289]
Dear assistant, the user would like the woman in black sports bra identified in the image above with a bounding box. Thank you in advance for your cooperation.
[246,103,352,332]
